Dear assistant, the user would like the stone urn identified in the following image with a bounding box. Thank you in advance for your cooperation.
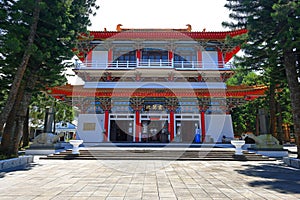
[69,140,83,154]
[231,140,245,155]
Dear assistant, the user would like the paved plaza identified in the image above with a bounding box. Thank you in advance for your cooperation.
[0,157,300,200]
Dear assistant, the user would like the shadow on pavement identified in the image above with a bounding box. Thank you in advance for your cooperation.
[0,162,42,178]
[236,162,300,194]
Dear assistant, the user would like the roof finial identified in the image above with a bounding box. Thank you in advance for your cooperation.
[116,24,122,32]
[186,24,192,32]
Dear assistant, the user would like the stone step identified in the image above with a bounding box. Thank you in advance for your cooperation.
[40,148,273,161]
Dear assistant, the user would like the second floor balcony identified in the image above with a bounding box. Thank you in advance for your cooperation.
[75,59,234,71]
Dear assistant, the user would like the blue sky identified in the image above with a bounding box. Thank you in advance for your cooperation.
[89,0,231,32]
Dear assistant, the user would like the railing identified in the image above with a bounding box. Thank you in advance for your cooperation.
[75,59,234,70]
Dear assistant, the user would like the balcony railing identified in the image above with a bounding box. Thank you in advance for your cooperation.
[75,59,234,70]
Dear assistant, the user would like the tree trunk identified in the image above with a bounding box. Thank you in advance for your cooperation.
[0,109,18,157]
[13,92,33,154]
[276,101,284,145]
[284,50,300,158]
[255,111,259,136]
[12,116,24,155]
[22,108,30,148]
[0,73,37,157]
[269,83,277,137]
[0,0,40,133]
[0,84,25,157]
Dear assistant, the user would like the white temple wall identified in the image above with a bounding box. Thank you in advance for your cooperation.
[202,51,218,69]
[205,114,234,143]
[76,114,105,143]
[92,51,108,68]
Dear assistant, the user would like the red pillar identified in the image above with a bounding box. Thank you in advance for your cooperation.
[136,49,141,61]
[217,49,223,68]
[135,110,140,142]
[86,50,93,67]
[197,50,202,68]
[104,110,109,141]
[168,51,173,67]
[169,110,175,142]
[108,49,113,64]
[168,51,173,61]
[201,111,206,142]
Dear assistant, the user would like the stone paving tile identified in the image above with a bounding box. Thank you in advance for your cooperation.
[0,158,299,199]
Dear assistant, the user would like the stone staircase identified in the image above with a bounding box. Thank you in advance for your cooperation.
[40,148,274,161]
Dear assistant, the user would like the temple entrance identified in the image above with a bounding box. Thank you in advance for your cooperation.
[175,114,201,143]
[109,114,134,142]
[141,120,169,142]
[140,114,169,143]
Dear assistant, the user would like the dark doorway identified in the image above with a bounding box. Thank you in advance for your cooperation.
[110,120,133,142]
[141,120,169,143]
[181,121,198,143]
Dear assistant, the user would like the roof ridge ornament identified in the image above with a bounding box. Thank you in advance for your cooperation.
[116,24,192,32]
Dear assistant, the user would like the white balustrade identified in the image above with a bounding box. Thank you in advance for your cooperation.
[74,60,234,70]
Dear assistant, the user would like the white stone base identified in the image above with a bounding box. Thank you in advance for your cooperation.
[283,157,300,169]
[254,150,289,158]
[0,156,34,171]
[25,149,59,155]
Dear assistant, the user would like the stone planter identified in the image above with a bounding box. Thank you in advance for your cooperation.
[231,140,245,155]
[69,140,83,154]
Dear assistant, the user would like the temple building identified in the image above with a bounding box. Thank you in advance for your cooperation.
[49,25,267,145]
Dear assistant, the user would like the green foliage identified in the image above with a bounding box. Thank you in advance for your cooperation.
[0,0,100,104]
[30,92,74,129]
[0,0,99,156]
[231,97,266,135]
[276,87,293,125]
[223,0,298,139]
[271,0,300,50]
[0,154,18,160]
[226,67,263,86]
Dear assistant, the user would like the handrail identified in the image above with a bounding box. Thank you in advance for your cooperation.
[74,59,234,70]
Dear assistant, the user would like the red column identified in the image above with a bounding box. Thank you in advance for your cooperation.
[86,50,93,67]
[197,50,202,68]
[104,110,109,141]
[169,110,175,142]
[201,111,206,142]
[217,49,223,68]
[168,51,173,67]
[136,49,141,61]
[135,110,140,142]
[108,49,113,64]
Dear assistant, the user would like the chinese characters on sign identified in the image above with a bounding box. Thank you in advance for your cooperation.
[144,104,165,112]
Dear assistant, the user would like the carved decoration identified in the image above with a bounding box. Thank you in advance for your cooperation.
[130,97,144,111]
[96,97,112,111]
[166,97,179,111]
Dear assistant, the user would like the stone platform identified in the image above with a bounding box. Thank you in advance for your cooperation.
[40,146,274,161]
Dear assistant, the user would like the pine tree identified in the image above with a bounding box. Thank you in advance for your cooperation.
[223,0,300,157]
[0,0,99,157]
